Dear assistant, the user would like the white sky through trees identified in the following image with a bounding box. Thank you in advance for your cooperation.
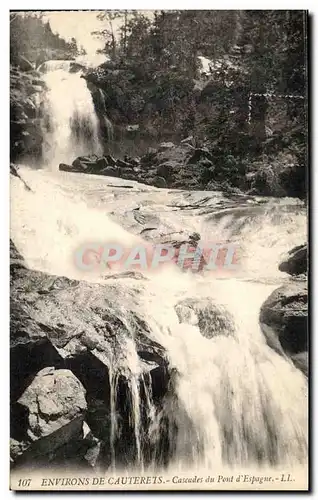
[43,10,154,57]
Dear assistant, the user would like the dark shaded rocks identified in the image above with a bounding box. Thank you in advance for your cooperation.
[116,158,133,169]
[12,367,87,467]
[58,141,301,195]
[175,297,235,339]
[59,163,73,172]
[71,155,100,173]
[16,55,34,72]
[157,162,175,182]
[10,245,170,469]
[105,154,116,166]
[140,148,158,166]
[279,163,306,199]
[95,156,109,170]
[63,141,219,191]
[279,243,307,276]
[152,176,167,188]
[187,147,213,165]
[10,66,45,161]
[244,150,306,199]
[62,155,136,180]
[99,167,120,177]
[259,282,308,374]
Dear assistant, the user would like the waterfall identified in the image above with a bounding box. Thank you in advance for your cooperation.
[11,54,307,474]
[39,60,102,169]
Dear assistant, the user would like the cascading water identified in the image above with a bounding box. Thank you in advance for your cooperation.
[11,61,308,476]
[11,167,308,474]
[39,60,102,168]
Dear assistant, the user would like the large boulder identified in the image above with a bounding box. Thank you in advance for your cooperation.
[12,367,87,467]
[19,367,86,431]
[71,155,100,173]
[279,243,307,276]
[175,297,235,339]
[152,176,167,188]
[156,161,175,182]
[259,282,308,374]
[20,367,86,439]
[99,166,121,177]
[16,55,34,72]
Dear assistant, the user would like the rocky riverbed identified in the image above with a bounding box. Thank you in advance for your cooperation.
[11,167,308,471]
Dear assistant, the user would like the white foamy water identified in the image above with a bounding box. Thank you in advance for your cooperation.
[40,61,102,168]
[10,61,308,475]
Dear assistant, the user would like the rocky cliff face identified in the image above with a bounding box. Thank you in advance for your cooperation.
[10,66,45,162]
[10,241,170,470]
[259,243,308,376]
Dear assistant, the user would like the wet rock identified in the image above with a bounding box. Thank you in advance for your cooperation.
[279,243,307,276]
[259,282,308,373]
[157,162,175,182]
[116,158,133,169]
[96,157,108,170]
[291,352,308,377]
[153,176,167,188]
[16,55,34,72]
[59,163,73,172]
[99,166,120,177]
[120,171,137,181]
[175,297,235,339]
[105,154,117,166]
[71,155,100,173]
